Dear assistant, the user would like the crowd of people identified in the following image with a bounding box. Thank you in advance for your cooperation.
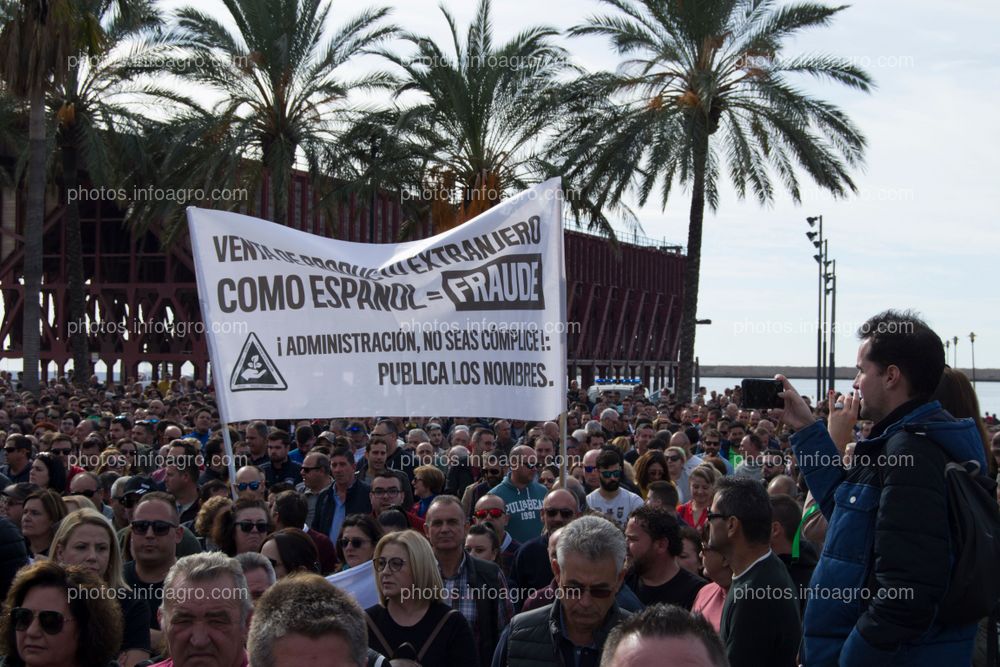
[0,308,996,666]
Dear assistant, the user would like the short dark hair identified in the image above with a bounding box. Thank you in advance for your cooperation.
[646,480,679,507]
[273,490,307,528]
[769,494,803,543]
[600,603,729,667]
[294,425,315,447]
[596,448,622,469]
[267,430,291,447]
[715,477,772,545]
[329,446,353,465]
[629,505,682,556]
[858,309,944,397]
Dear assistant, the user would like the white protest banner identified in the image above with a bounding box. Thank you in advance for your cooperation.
[188,177,567,422]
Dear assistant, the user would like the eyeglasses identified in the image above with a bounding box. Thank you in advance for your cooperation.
[484,468,501,476]
[131,520,177,536]
[122,494,141,509]
[300,465,322,473]
[11,608,73,634]
[51,448,72,456]
[339,537,370,549]
[706,512,732,522]
[583,466,596,473]
[474,508,504,520]
[544,508,574,519]
[237,481,261,491]
[560,584,614,599]
[666,455,682,463]
[600,470,621,479]
[75,489,96,498]
[371,488,401,497]
[374,557,406,573]
[236,520,269,533]
[3,447,17,453]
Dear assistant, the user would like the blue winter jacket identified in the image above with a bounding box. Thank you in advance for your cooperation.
[791,400,985,667]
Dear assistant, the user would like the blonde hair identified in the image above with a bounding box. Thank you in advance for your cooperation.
[688,464,720,488]
[372,530,444,606]
[51,508,129,590]
[61,495,98,513]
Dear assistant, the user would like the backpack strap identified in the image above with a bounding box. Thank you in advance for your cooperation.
[365,612,395,659]
[416,608,460,662]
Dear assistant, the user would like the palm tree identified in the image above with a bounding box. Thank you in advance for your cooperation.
[127,0,397,237]
[568,0,872,401]
[376,0,594,235]
[0,0,79,392]
[51,0,162,385]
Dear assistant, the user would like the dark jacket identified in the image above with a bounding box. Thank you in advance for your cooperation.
[312,480,372,537]
[0,518,27,601]
[721,551,801,667]
[792,400,985,666]
[493,600,630,667]
[777,539,819,616]
[466,554,507,667]
[260,458,302,487]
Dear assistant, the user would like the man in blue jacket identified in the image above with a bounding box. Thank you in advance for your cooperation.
[777,309,984,666]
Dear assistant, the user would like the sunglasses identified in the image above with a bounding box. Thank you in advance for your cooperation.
[300,465,322,473]
[11,608,72,634]
[339,537,370,549]
[75,489,96,498]
[131,520,177,536]
[666,455,683,463]
[706,512,732,522]
[237,481,261,491]
[583,466,596,473]
[371,488,401,497]
[474,508,504,520]
[374,557,406,573]
[236,520,269,533]
[560,584,614,599]
[600,470,621,479]
[51,448,72,456]
[122,494,141,509]
[544,508,574,519]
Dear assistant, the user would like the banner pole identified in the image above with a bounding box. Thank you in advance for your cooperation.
[220,420,239,501]
[559,411,568,486]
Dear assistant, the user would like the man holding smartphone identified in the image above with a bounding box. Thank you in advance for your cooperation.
[774,309,985,667]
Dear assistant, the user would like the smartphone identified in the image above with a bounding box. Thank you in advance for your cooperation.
[740,379,783,409]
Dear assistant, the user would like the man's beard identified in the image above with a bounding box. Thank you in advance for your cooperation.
[600,478,620,493]
[629,550,651,576]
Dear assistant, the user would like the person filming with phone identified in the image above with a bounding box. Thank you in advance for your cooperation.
[773,309,989,667]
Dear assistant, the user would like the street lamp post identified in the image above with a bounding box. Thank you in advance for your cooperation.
[953,336,959,368]
[807,216,824,402]
[969,332,977,388]
[826,260,837,394]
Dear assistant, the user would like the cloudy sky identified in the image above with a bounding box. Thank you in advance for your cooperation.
[161,0,1000,370]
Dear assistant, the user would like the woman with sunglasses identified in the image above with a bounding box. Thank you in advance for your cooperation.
[51,509,151,667]
[211,498,271,556]
[0,560,122,667]
[537,464,558,490]
[665,445,691,503]
[259,528,319,579]
[336,514,383,571]
[27,454,66,495]
[21,490,67,561]
[365,530,476,666]
[633,450,669,499]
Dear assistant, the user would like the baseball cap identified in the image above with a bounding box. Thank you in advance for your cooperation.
[123,476,155,498]
[3,482,39,502]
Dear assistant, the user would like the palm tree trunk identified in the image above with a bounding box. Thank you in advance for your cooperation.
[677,122,709,404]
[61,132,89,386]
[21,85,46,393]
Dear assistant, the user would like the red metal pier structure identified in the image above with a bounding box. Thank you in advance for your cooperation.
[0,173,685,391]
